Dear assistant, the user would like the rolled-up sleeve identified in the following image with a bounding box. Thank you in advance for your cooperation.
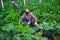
[31,13,37,22]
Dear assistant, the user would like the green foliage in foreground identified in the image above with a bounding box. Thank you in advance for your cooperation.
[0,22,48,40]
[0,22,60,40]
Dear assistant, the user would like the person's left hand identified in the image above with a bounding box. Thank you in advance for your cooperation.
[35,22,37,25]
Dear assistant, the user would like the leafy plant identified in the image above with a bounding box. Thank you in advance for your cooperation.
[0,0,60,40]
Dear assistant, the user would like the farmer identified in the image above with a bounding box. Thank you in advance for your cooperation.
[12,1,20,12]
[19,9,37,26]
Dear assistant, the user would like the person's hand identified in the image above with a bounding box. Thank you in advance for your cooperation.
[19,21,22,24]
[35,22,37,25]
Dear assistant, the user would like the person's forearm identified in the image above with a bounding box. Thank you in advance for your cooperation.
[35,19,37,25]
[35,19,37,23]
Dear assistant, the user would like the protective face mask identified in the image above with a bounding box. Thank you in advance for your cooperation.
[25,12,29,14]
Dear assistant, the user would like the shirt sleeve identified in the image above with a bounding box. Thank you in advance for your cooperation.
[30,12,37,22]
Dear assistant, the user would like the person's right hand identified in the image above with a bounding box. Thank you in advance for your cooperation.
[19,21,22,24]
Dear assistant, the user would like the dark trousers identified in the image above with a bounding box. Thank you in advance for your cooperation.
[22,17,33,26]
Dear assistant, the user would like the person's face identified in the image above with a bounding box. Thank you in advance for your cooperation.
[25,9,30,14]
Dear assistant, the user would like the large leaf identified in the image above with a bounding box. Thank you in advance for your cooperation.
[37,22,55,30]
[1,23,15,32]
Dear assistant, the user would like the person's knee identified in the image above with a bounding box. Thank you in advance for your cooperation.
[28,20,32,25]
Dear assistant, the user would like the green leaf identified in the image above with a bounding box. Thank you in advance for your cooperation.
[1,23,15,32]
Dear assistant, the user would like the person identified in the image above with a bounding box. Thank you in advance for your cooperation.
[19,9,37,26]
[12,1,20,12]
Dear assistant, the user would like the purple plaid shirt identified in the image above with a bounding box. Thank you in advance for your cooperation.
[20,12,37,22]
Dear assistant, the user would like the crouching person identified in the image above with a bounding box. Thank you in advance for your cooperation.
[12,1,20,12]
[19,9,37,27]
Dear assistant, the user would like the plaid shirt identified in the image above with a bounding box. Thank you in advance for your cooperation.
[20,12,37,22]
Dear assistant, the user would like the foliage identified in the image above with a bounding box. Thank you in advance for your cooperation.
[0,0,60,40]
